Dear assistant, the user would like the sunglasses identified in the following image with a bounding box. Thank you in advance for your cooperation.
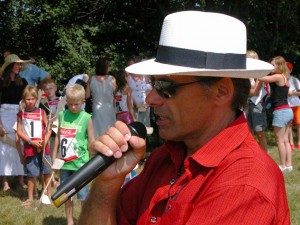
[150,77,213,99]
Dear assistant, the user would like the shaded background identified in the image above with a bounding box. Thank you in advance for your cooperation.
[0,0,299,89]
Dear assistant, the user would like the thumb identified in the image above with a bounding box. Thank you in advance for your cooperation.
[128,136,146,152]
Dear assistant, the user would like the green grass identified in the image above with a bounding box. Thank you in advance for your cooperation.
[0,179,81,225]
[0,130,299,224]
[265,129,300,225]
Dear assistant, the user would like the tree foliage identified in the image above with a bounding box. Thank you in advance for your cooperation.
[0,0,299,89]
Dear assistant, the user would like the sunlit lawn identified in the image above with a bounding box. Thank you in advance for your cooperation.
[0,129,299,224]
[265,129,300,225]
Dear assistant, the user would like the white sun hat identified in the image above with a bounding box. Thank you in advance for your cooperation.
[126,11,273,78]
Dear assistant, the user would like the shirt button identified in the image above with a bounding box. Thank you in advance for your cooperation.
[170,179,176,185]
[166,204,172,210]
[150,216,157,223]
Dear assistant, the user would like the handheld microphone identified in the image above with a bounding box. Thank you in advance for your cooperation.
[51,121,147,207]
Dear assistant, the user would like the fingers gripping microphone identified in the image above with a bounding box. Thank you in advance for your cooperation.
[51,121,147,207]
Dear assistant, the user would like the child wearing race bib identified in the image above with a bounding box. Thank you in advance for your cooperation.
[16,85,53,208]
[41,78,61,187]
[52,83,95,225]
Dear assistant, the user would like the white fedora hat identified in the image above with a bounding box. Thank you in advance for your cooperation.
[126,11,273,78]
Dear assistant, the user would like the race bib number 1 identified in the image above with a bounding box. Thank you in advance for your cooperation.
[22,111,43,140]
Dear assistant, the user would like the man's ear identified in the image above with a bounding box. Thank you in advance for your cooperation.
[212,78,234,106]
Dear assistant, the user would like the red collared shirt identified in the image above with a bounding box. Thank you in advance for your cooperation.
[117,113,290,225]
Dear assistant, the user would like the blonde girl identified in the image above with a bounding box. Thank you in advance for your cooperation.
[17,85,52,207]
[258,56,293,172]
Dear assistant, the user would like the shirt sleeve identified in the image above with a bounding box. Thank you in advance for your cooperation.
[31,64,48,82]
[17,110,22,119]
[117,172,145,225]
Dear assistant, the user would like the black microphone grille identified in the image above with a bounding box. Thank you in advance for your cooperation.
[128,121,147,139]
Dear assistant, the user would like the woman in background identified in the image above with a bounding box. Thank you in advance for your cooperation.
[85,57,116,137]
[258,56,293,172]
[0,54,29,191]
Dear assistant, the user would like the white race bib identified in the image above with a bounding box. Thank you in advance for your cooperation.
[58,127,79,162]
[22,110,43,141]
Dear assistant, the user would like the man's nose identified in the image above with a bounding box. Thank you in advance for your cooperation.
[146,89,163,107]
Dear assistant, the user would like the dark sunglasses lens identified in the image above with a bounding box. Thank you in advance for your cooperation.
[156,81,175,98]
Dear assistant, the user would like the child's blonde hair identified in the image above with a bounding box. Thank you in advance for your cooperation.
[22,85,38,100]
[66,84,85,101]
[20,85,38,110]
[271,56,289,79]
[246,50,259,60]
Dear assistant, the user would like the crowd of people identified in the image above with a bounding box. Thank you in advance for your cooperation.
[0,10,296,224]
[0,50,153,224]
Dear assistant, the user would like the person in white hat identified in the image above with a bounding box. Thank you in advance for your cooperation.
[78,11,290,224]
[0,54,30,191]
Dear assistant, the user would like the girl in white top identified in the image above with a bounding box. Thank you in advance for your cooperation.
[128,74,152,127]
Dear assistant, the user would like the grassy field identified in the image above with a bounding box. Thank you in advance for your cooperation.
[0,130,299,224]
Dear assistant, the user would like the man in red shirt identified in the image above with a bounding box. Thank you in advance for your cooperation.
[78,11,290,225]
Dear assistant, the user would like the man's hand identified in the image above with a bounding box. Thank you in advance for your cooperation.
[89,121,146,181]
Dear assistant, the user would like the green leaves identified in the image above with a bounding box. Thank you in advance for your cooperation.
[1,0,299,88]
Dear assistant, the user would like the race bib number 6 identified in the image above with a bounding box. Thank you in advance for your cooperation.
[59,127,79,162]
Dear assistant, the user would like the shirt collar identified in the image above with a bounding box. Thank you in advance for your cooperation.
[165,111,250,168]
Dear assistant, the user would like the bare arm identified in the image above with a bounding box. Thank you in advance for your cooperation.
[15,133,25,165]
[289,89,300,96]
[112,76,117,93]
[43,110,52,147]
[78,121,146,225]
[249,80,263,97]
[126,88,135,120]
[85,77,92,99]
[87,118,95,157]
[0,113,5,136]
[52,128,60,163]
[258,73,283,85]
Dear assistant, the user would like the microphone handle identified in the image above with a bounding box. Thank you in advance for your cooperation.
[51,121,147,208]
[52,153,114,207]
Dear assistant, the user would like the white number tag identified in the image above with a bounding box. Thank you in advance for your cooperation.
[59,127,78,162]
[22,111,43,140]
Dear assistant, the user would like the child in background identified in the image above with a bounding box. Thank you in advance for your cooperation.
[52,84,94,225]
[16,85,52,208]
[115,70,135,124]
[40,78,60,118]
[41,78,61,187]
